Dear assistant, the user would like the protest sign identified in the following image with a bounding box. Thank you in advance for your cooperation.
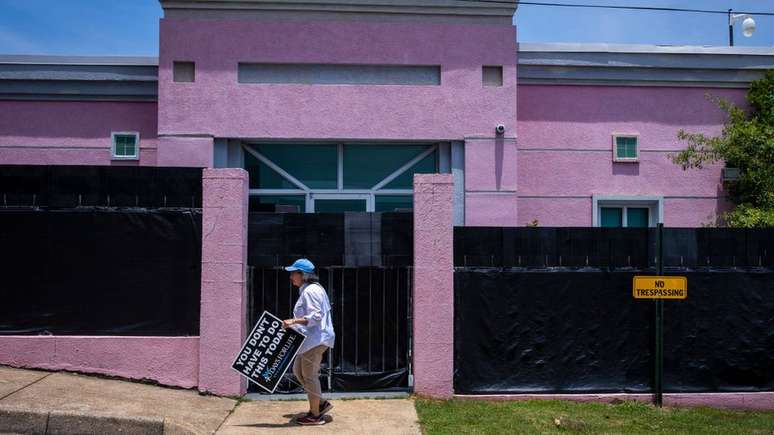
[231,311,306,393]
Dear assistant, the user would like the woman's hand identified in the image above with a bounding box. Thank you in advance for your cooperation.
[282,319,295,329]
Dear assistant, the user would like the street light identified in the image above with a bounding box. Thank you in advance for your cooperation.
[728,9,756,46]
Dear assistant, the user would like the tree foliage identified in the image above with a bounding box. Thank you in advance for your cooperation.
[672,70,774,227]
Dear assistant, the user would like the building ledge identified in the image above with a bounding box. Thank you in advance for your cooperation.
[518,42,774,88]
[160,0,518,24]
[0,55,157,101]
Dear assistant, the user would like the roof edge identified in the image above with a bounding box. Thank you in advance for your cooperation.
[0,55,159,66]
[518,42,774,56]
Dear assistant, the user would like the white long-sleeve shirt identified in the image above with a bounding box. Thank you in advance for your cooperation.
[292,282,335,355]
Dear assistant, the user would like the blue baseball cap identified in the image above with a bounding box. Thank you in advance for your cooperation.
[285,258,315,273]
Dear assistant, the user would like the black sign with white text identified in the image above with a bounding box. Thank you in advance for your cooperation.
[231,311,306,393]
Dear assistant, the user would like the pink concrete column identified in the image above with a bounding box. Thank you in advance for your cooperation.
[199,168,249,396]
[413,173,455,398]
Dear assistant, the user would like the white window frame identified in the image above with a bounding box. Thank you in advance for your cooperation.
[111,132,140,160]
[243,142,442,213]
[612,133,639,163]
[592,195,663,228]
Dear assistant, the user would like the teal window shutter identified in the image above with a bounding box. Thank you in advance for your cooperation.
[600,207,623,227]
[627,207,649,228]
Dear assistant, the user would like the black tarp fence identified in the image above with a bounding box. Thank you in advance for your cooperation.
[247,212,413,393]
[0,165,202,209]
[0,165,203,336]
[248,212,413,268]
[454,227,774,394]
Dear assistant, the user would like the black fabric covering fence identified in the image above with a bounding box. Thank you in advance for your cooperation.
[248,212,413,267]
[455,269,652,394]
[0,165,202,209]
[0,209,201,336]
[454,227,774,394]
[454,227,774,268]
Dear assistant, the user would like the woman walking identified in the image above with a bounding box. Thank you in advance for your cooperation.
[282,258,335,426]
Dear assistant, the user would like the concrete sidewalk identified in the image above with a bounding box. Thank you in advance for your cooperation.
[0,366,420,434]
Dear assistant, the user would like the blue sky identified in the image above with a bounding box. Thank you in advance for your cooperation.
[0,0,772,56]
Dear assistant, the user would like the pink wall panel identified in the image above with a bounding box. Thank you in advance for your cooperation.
[0,336,199,389]
[514,85,745,227]
[465,193,518,226]
[517,197,592,227]
[663,197,733,228]
[517,151,725,197]
[465,138,518,192]
[158,19,517,141]
[0,101,159,166]
[517,85,745,151]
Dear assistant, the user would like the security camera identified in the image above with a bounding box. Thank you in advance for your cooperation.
[495,124,506,135]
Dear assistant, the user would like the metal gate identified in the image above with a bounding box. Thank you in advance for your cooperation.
[246,212,414,393]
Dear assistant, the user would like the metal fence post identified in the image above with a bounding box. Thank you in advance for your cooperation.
[655,223,664,407]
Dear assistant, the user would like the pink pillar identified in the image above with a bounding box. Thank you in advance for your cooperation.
[413,174,455,398]
[199,168,249,396]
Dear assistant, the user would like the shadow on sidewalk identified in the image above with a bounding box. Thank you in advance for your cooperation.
[235,414,334,428]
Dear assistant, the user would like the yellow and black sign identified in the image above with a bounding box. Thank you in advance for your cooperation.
[633,276,687,299]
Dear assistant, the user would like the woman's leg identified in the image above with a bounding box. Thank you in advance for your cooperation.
[292,355,305,393]
[299,345,326,416]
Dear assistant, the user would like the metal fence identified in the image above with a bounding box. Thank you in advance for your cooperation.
[246,210,415,393]
[247,265,413,393]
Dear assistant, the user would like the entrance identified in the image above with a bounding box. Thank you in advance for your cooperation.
[246,211,414,393]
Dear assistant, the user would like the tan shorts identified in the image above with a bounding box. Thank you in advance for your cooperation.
[292,345,327,399]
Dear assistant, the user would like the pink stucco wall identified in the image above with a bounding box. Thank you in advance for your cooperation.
[157,136,213,168]
[199,168,249,396]
[158,19,516,141]
[509,85,748,227]
[0,101,159,166]
[464,137,519,225]
[0,336,199,389]
[413,174,455,398]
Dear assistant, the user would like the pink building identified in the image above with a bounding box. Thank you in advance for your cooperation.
[2,0,774,402]
[2,1,770,228]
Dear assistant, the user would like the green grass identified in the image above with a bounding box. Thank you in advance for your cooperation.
[415,398,774,434]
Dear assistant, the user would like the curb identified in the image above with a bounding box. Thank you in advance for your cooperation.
[0,404,197,435]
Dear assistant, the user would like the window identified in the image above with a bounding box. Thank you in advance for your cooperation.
[238,63,440,86]
[243,143,441,213]
[111,132,139,160]
[173,61,195,83]
[343,145,436,189]
[593,196,663,228]
[483,66,503,87]
[613,135,638,162]
[600,207,649,228]
[600,207,623,228]
[247,144,337,189]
